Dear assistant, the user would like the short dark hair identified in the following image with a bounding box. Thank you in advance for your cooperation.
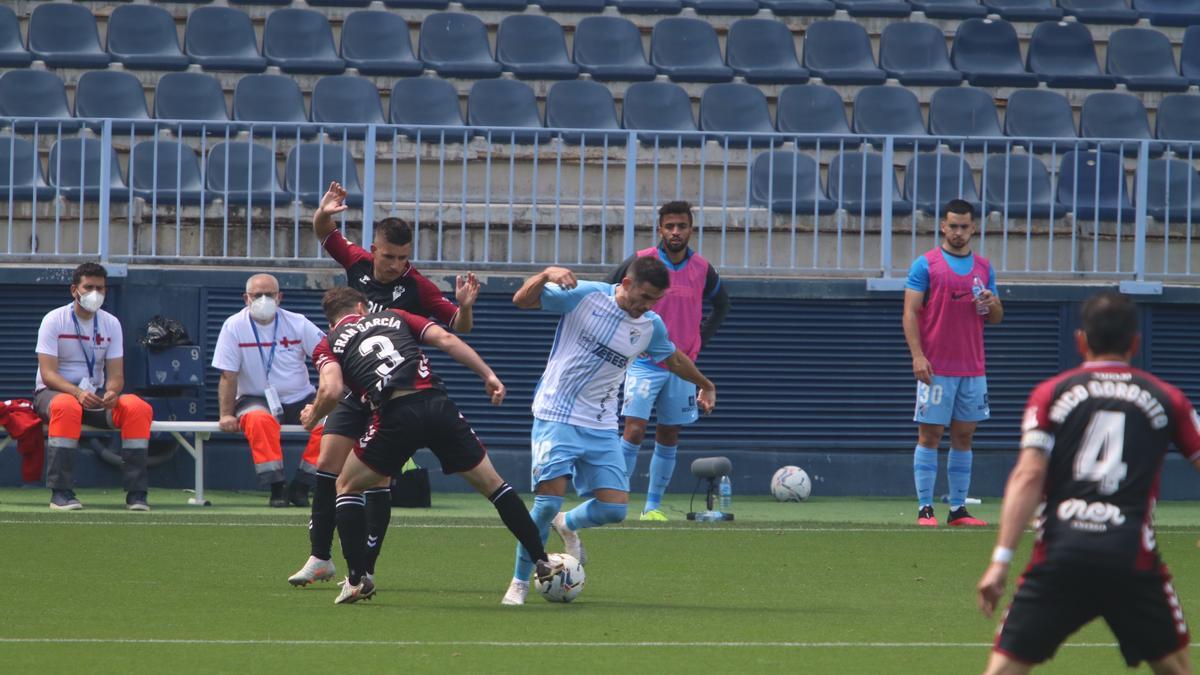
[375,217,413,247]
[945,199,975,219]
[658,201,693,227]
[627,255,671,291]
[322,287,367,325]
[72,262,107,286]
[1080,291,1138,355]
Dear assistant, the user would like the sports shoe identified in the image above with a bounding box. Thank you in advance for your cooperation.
[948,506,987,527]
[501,579,529,606]
[552,512,587,565]
[49,490,82,511]
[640,508,668,522]
[334,575,376,605]
[125,491,150,512]
[288,556,336,587]
[287,479,310,508]
[917,505,938,527]
[268,481,288,508]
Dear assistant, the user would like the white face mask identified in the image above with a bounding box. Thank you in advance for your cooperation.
[249,295,277,323]
[78,290,104,313]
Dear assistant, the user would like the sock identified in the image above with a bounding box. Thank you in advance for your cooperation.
[334,493,367,585]
[564,498,627,531]
[364,487,393,575]
[914,445,938,507]
[512,494,562,582]
[620,439,640,480]
[644,443,677,513]
[309,471,338,560]
[947,448,973,510]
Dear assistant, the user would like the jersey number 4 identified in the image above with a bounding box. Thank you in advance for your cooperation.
[1074,410,1129,495]
[359,335,406,383]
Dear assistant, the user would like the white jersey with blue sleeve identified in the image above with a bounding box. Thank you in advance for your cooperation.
[532,281,676,430]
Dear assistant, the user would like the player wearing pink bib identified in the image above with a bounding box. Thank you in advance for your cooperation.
[903,200,1003,527]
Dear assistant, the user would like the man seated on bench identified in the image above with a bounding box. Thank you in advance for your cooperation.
[35,263,154,512]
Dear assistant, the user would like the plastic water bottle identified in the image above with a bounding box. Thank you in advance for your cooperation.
[718,475,732,512]
[971,276,989,315]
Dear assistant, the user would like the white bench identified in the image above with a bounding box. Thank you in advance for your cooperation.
[0,421,309,506]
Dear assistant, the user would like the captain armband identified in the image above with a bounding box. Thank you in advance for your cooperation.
[1021,430,1055,456]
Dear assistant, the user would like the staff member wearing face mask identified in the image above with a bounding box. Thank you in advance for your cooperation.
[35,262,155,511]
[212,274,327,507]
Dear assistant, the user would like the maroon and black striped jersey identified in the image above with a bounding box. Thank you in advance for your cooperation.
[1021,362,1200,571]
[322,230,460,321]
[312,310,444,408]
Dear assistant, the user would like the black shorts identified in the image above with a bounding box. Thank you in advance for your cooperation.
[996,561,1189,667]
[353,390,486,477]
[323,394,369,438]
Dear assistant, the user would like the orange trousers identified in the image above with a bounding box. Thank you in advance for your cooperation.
[239,409,321,485]
[46,393,153,492]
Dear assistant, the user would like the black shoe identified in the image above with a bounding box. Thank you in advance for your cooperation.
[534,557,559,584]
[269,481,288,508]
[125,491,150,512]
[287,479,310,508]
[947,506,987,527]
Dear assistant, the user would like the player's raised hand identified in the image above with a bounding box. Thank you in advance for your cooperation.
[543,266,577,289]
[697,387,716,415]
[456,272,480,308]
[484,374,506,406]
[912,355,934,385]
[316,181,349,219]
[976,563,1008,618]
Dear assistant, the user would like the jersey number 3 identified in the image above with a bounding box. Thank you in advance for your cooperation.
[359,335,405,383]
[1074,410,1129,495]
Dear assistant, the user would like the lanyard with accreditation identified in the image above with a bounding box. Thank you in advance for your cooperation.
[71,311,100,395]
[250,314,285,416]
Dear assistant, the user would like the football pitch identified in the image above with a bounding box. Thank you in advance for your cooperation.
[5,489,1200,674]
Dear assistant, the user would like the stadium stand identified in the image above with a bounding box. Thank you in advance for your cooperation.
[383,0,451,8]
[537,0,608,12]
[462,0,528,10]
[205,141,291,206]
[621,81,702,146]
[1146,158,1200,222]
[904,152,982,216]
[284,143,364,207]
[852,86,934,150]
[544,80,623,146]
[183,7,268,73]
[1056,150,1133,222]
[749,151,837,214]
[1180,27,1200,86]
[1057,0,1140,24]
[0,70,80,133]
[927,87,1003,152]
[612,0,684,14]
[27,3,109,69]
[982,154,1055,219]
[775,84,860,148]
[684,0,760,14]
[951,18,1039,87]
[74,71,157,135]
[802,20,887,85]
[1134,0,1200,27]
[724,19,809,85]
[496,15,580,80]
[466,79,553,145]
[699,83,776,147]
[262,8,345,75]
[388,77,466,142]
[982,0,1063,22]
[650,18,734,83]
[233,74,316,139]
[1078,91,1163,157]
[129,140,206,206]
[310,75,388,139]
[909,0,987,19]
[47,138,130,203]
[834,0,911,18]
[0,136,53,202]
[1026,21,1116,89]
[1155,94,1200,154]
[1005,89,1080,153]
[1105,28,1189,92]
[0,6,31,68]
[827,151,913,215]
[878,22,964,86]
[572,16,657,82]
[338,10,424,76]
[106,5,190,71]
[153,72,234,135]
[418,12,502,79]
[758,0,836,14]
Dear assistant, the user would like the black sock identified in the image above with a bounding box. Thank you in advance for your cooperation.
[335,493,367,585]
[489,483,548,563]
[364,487,393,575]
[309,472,338,560]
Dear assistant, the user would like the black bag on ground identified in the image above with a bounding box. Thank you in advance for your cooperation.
[391,466,431,508]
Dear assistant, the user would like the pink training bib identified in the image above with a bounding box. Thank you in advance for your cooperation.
[918,248,991,377]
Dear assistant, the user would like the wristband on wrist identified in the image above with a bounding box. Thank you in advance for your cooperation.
[991,546,1014,564]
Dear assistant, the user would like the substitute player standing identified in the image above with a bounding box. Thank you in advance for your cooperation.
[903,199,1002,527]
[609,201,731,521]
[977,292,1200,674]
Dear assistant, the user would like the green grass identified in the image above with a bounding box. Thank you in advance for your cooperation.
[4,488,1199,674]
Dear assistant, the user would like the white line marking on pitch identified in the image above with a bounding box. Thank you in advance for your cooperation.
[0,520,996,533]
[0,638,1136,649]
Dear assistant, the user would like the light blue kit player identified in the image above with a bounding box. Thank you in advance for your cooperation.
[502,257,717,605]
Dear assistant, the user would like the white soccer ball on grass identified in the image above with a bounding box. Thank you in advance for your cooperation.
[536,553,586,603]
[771,465,812,502]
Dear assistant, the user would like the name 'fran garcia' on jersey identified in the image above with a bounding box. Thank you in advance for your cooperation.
[331,314,409,354]
[1044,374,1170,431]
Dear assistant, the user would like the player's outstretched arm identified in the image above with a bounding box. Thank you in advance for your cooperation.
[451,273,479,333]
[302,361,345,431]
[422,324,506,405]
[977,447,1048,618]
[662,349,716,414]
[312,181,349,241]
[902,288,933,385]
[512,267,577,309]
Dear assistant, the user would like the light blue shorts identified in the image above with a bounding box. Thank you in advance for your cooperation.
[531,418,628,497]
[914,375,990,426]
[621,360,699,426]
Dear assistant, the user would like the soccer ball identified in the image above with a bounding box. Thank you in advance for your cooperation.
[536,553,586,603]
[771,466,811,502]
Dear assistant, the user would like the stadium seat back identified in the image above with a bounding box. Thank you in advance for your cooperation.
[184,7,267,72]
[496,15,579,80]
[28,3,109,68]
[573,16,657,82]
[106,5,189,71]
[650,18,734,82]
[725,19,809,85]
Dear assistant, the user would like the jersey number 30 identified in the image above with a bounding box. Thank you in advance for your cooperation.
[1074,410,1129,495]
[359,335,405,381]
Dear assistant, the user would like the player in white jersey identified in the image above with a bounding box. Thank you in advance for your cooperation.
[501,257,716,605]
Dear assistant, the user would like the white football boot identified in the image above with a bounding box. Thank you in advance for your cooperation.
[287,556,336,587]
[551,512,587,565]
[501,579,529,606]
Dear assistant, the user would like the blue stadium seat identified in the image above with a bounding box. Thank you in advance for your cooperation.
[206,142,290,206]
[47,138,130,202]
[621,81,703,147]
[1058,0,1139,24]
[1105,28,1188,92]
[650,18,734,83]
[852,86,933,151]
[1005,90,1078,153]
[545,80,622,147]
[611,0,684,14]
[879,22,963,86]
[910,0,987,19]
[1180,27,1200,86]
[0,7,31,67]
[129,140,205,206]
[537,0,607,11]
[106,5,189,71]
[1155,94,1200,155]
[496,15,579,81]
[1146,159,1200,223]
[339,11,423,77]
[1079,92,1163,157]
[154,72,235,136]
[311,76,386,140]
[419,13,502,79]
[927,87,1002,152]
[383,0,450,8]
[285,143,364,208]
[776,84,860,149]
[904,152,981,216]
[833,0,910,17]
[462,0,527,9]
[0,70,80,133]
[725,19,809,85]
[982,154,1055,219]
[684,0,760,14]
[802,21,887,85]
[952,19,1038,87]
[573,17,657,82]
[0,137,52,202]
[1057,150,1133,221]
[750,151,837,214]
[184,7,267,72]
[233,74,316,139]
[699,83,776,147]
[229,0,289,5]
[467,79,552,145]
[1027,21,1115,89]
[1132,0,1200,27]
[27,3,109,68]
[263,9,344,75]
[307,0,373,6]
[982,0,1062,21]
[827,151,912,215]
[758,0,835,14]
[74,71,157,135]
[390,78,467,143]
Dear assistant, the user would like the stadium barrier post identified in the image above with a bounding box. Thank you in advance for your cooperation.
[98,119,112,263]
[879,135,895,278]
[1133,140,1149,282]
[622,131,638,259]
[361,124,377,247]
